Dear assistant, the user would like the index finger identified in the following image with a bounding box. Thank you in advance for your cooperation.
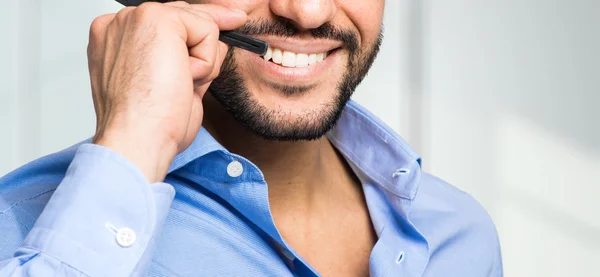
[186,4,248,30]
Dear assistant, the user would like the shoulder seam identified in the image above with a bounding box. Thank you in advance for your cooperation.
[0,189,56,214]
[0,211,31,231]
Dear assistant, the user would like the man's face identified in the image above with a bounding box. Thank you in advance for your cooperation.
[197,0,384,140]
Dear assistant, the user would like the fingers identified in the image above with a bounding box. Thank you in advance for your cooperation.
[161,8,218,82]
[89,2,244,96]
[164,2,247,30]
[186,4,247,30]
[169,6,243,83]
[133,2,246,81]
[88,13,115,71]
[88,13,116,120]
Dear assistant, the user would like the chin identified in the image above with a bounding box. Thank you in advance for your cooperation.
[207,30,382,141]
[236,89,347,141]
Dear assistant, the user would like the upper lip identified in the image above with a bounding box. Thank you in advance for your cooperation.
[255,36,343,54]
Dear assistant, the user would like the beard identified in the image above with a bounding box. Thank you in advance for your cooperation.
[207,19,383,141]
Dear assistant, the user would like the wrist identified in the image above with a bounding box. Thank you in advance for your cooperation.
[93,130,178,183]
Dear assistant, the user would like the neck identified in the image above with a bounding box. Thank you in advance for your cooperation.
[202,95,363,216]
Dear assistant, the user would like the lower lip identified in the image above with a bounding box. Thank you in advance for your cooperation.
[244,49,340,83]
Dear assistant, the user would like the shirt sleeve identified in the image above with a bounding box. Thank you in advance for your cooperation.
[489,238,504,277]
[0,144,175,277]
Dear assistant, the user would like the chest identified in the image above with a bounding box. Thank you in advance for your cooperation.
[267,230,374,277]
[276,234,374,277]
[146,178,420,277]
[273,208,377,277]
[147,204,403,277]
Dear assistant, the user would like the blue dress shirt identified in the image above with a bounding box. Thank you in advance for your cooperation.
[0,100,502,276]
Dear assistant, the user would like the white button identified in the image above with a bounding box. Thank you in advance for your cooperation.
[116,227,136,247]
[227,161,244,177]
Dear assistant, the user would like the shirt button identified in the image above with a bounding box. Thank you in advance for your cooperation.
[227,160,244,177]
[116,227,136,248]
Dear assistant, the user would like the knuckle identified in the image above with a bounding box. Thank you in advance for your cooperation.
[195,10,213,22]
[206,57,216,69]
[134,2,161,20]
[197,59,215,75]
[169,1,190,7]
[115,7,134,23]
[89,14,110,39]
[90,16,104,32]
[208,69,220,81]
[88,15,113,58]
[207,21,219,35]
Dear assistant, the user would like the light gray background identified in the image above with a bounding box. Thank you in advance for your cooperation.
[1,0,599,276]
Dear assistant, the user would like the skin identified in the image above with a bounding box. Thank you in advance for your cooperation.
[88,0,384,276]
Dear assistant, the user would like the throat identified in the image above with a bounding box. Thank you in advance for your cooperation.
[268,150,377,277]
[266,137,362,216]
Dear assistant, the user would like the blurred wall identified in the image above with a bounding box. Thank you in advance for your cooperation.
[419,1,600,276]
[1,0,599,276]
[0,0,119,173]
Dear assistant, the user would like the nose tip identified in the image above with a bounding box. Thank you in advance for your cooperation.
[270,0,337,30]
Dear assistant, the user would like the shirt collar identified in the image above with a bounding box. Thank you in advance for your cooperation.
[326,100,422,200]
[168,127,225,173]
[167,99,422,200]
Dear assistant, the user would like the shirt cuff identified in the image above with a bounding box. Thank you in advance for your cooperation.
[21,143,175,277]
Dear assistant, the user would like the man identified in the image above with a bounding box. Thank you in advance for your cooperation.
[0,0,502,276]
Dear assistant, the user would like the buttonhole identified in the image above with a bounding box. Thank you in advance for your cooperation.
[396,251,405,264]
[392,168,410,178]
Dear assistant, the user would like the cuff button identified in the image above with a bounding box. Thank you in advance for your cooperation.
[116,227,136,248]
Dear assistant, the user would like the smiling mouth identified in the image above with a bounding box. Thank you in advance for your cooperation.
[262,46,338,68]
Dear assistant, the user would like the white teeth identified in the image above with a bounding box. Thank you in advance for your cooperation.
[263,47,273,61]
[272,48,283,64]
[315,53,324,62]
[262,46,328,68]
[282,51,296,67]
[295,53,309,67]
[308,53,317,65]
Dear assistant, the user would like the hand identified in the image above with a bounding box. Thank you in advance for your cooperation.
[87,1,247,182]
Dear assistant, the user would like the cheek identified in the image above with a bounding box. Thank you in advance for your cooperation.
[342,0,384,47]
